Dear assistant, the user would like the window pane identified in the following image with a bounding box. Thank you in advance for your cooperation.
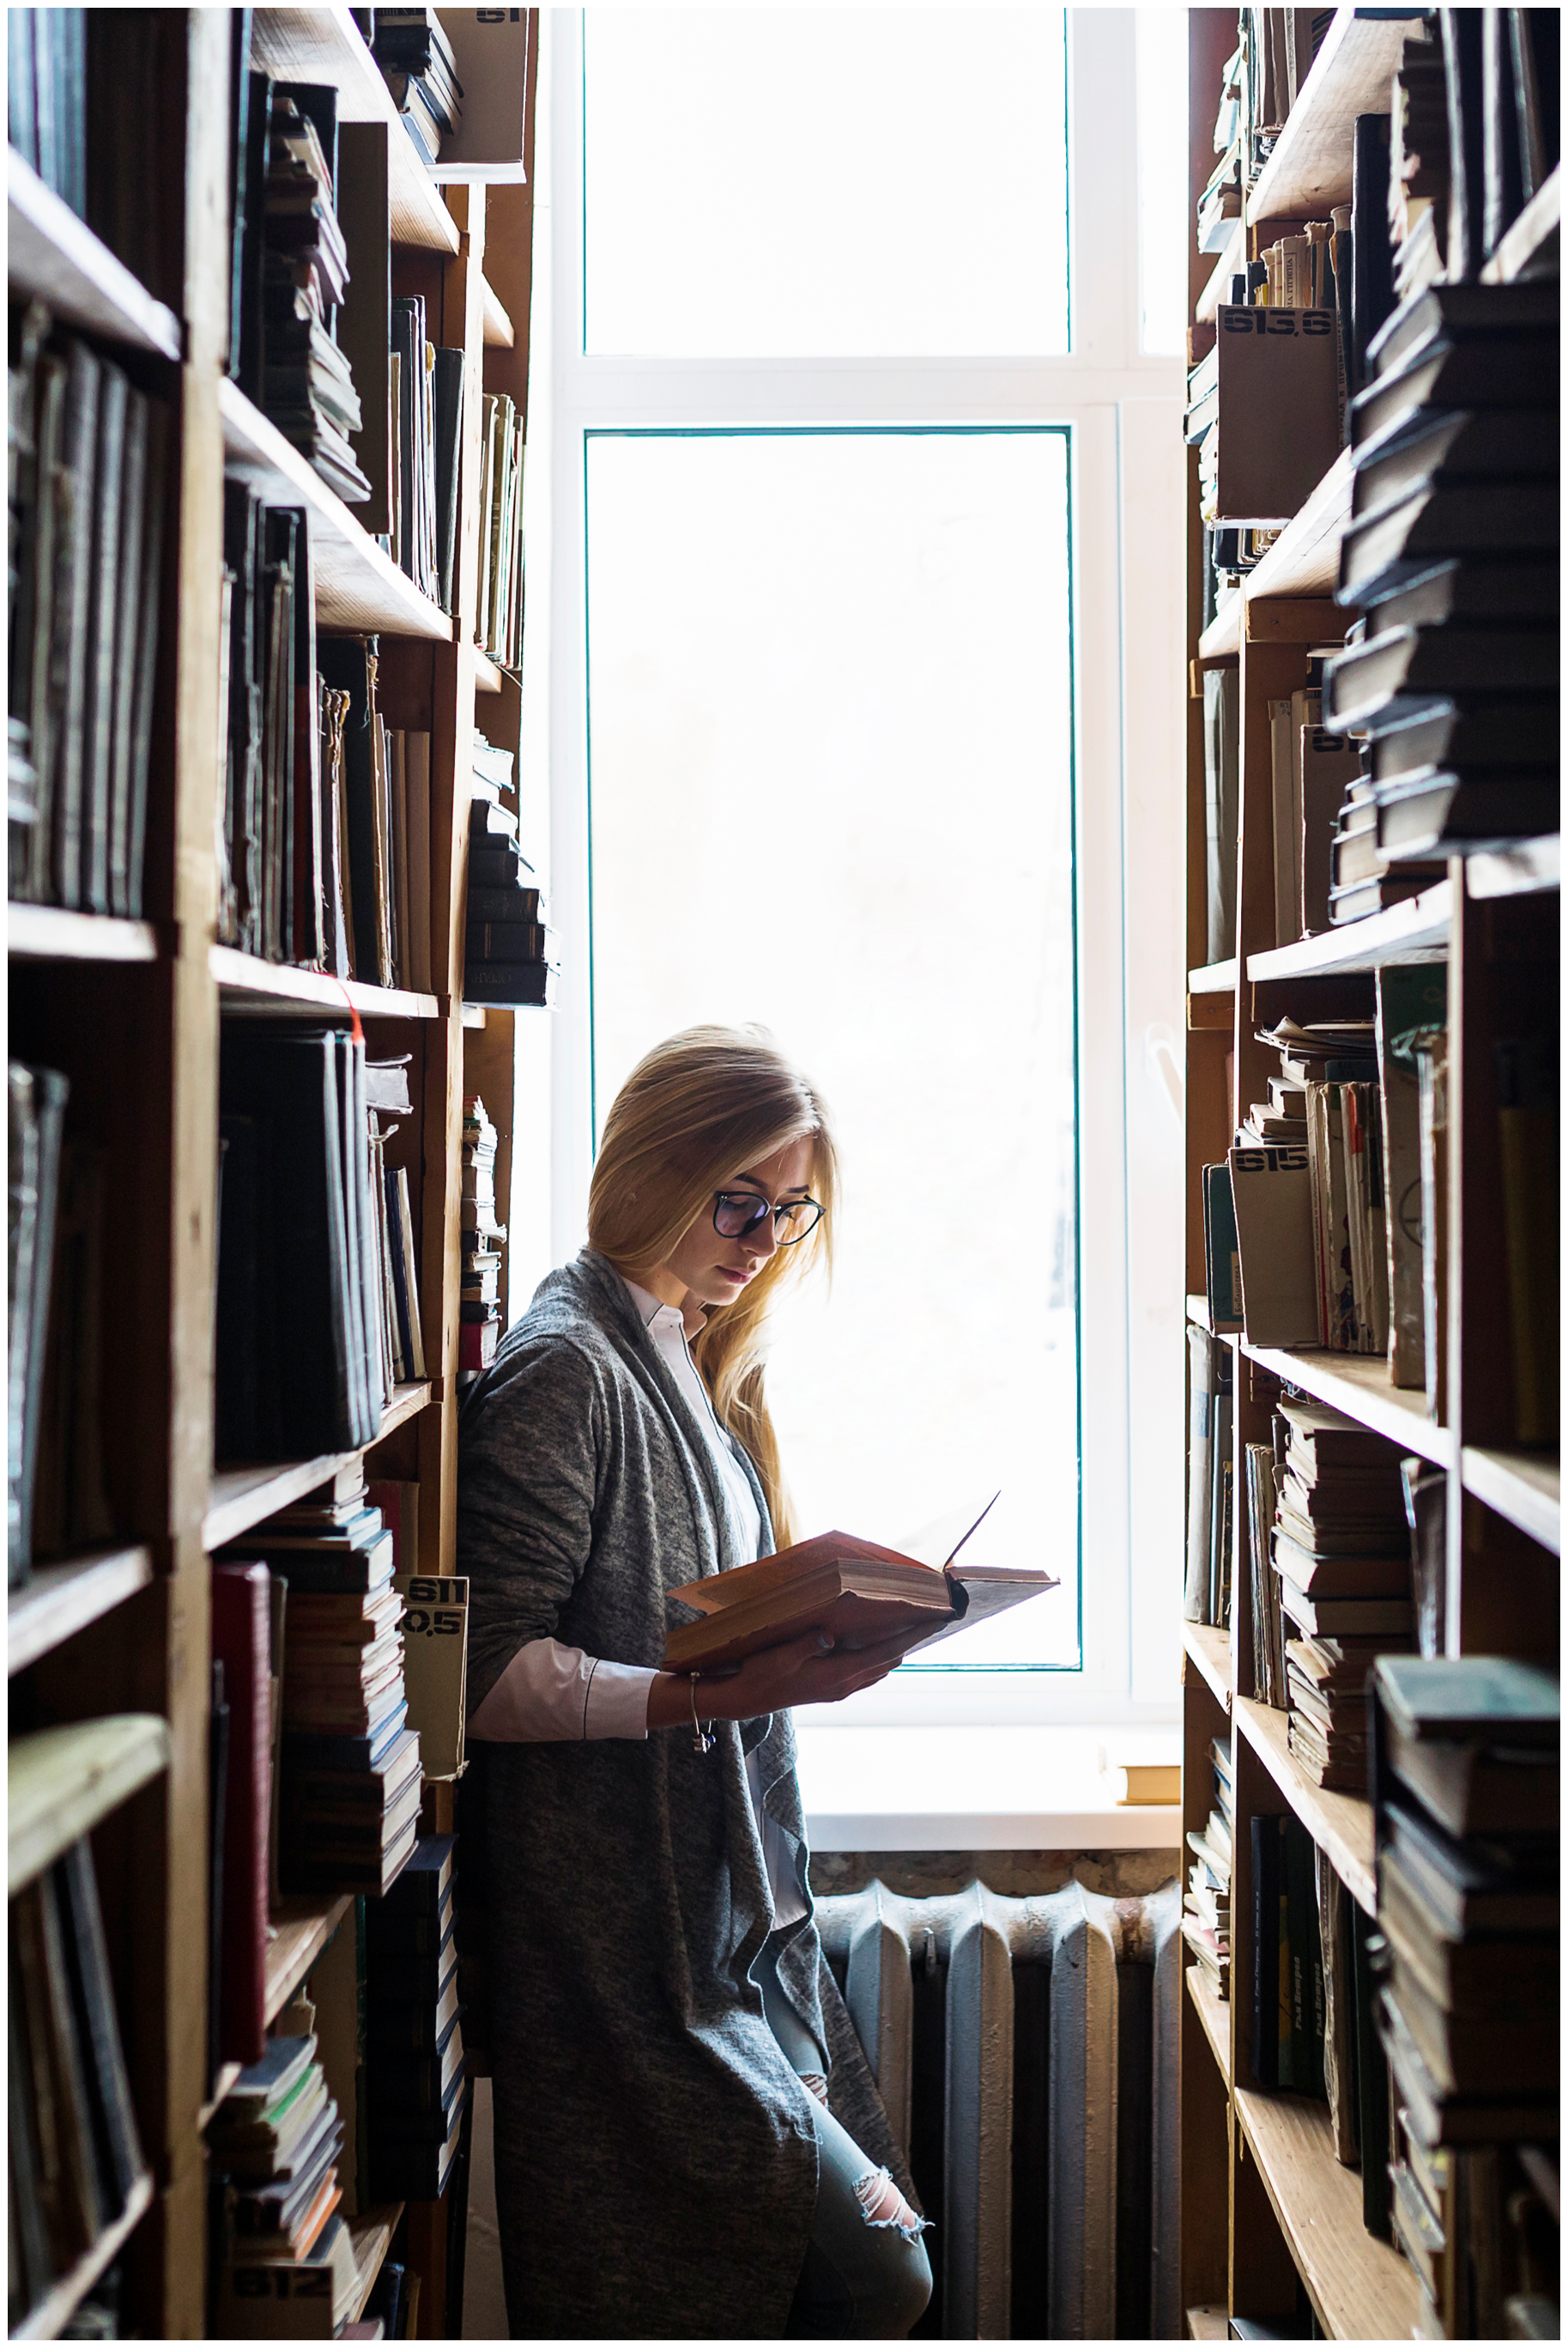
[586,432,1079,1666]
[584,11,1069,358]
[1136,9,1190,356]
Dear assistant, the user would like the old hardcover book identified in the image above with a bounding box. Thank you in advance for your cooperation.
[211,1562,273,2067]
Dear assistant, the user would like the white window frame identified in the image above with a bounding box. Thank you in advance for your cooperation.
[529,6,1189,1732]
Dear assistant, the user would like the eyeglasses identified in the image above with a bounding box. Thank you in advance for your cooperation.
[712,1191,824,1247]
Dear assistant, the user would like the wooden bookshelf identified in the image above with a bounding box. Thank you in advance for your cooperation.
[1196,222,1244,322]
[8,1544,156,1677]
[348,2205,407,2322]
[9,1715,171,1893]
[9,2172,156,2345]
[7,14,539,2331]
[7,903,163,962]
[7,145,183,359]
[1178,14,1559,2338]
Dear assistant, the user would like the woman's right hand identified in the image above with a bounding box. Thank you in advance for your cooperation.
[645,1626,925,1732]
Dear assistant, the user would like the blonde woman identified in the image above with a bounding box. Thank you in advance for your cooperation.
[458,1026,933,2340]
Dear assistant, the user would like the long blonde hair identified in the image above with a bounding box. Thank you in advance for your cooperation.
[588,1024,837,1547]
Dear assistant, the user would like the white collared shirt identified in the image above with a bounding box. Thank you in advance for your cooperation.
[466,1272,806,1927]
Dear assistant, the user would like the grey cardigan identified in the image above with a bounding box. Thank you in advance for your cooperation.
[456,1250,909,2339]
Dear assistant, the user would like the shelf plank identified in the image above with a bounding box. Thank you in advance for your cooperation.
[8,147,182,360]
[1186,1293,1214,1334]
[1466,835,1560,901]
[474,649,504,695]
[9,1545,155,1678]
[197,2060,244,2134]
[461,1002,488,1028]
[203,1381,434,1550]
[1184,1959,1232,2089]
[1196,222,1244,324]
[9,1714,170,1896]
[264,1895,353,2025]
[249,7,459,256]
[210,944,440,1022]
[481,276,516,348]
[348,2205,405,2323]
[8,903,161,963]
[1233,2080,1425,2341]
[1481,163,1561,285]
[1249,10,1427,221]
[1235,1696,1375,1915]
[1184,1622,1233,1716]
[9,2169,154,2342]
[1239,1342,1451,1469]
[1186,2309,1229,2344]
[1247,879,1451,980]
[1462,1447,1560,1556]
[1188,958,1237,994]
[1197,595,1242,661]
[220,379,453,642]
[1244,446,1353,606]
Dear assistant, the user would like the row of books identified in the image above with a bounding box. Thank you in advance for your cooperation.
[9,1835,149,2333]
[7,8,88,217]
[8,1063,116,1587]
[1182,1737,1232,1999]
[477,392,526,670]
[364,1837,471,2202]
[215,1027,422,1464]
[1182,1326,1232,1631]
[372,9,465,169]
[1245,1398,1414,1794]
[390,296,463,612]
[8,312,170,919]
[459,1097,505,1378]
[1321,278,1558,892]
[1371,1655,1558,2336]
[462,732,557,1005]
[210,2021,362,2335]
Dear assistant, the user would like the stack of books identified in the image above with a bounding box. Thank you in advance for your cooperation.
[1372,1657,1559,2153]
[1324,278,1558,871]
[365,1054,425,1392]
[459,1098,505,1374]
[1182,1739,1232,1999]
[1248,1811,1325,2093]
[1182,1325,1233,1630]
[365,1837,470,2203]
[463,735,556,1004]
[372,9,464,167]
[8,309,170,918]
[256,85,372,505]
[233,1474,423,1899]
[211,2033,363,2336]
[1264,1399,1414,1789]
[218,487,314,964]
[9,1836,149,2332]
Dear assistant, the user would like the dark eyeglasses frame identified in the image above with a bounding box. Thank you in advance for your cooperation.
[711,1191,824,1247]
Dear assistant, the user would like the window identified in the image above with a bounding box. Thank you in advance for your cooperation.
[530,10,1188,1723]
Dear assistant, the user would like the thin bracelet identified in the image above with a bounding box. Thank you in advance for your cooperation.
[690,1672,716,1755]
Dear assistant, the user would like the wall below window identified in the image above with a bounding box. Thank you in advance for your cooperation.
[797,1724,1184,1851]
[808,1847,1177,1902]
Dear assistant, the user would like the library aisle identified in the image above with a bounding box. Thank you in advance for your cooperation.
[1180,10,1558,2344]
[9,9,539,2337]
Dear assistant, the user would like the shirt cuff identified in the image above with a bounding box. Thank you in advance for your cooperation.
[584,1660,660,1740]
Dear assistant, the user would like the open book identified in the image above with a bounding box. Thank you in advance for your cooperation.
[662,1497,1057,1673]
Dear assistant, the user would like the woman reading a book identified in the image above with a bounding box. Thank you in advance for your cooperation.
[459,1025,933,2340]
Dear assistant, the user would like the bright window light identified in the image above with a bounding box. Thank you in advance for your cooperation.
[583,9,1069,357]
[585,430,1079,1667]
[1135,9,1190,356]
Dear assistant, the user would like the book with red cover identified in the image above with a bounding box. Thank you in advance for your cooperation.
[211,1561,272,2066]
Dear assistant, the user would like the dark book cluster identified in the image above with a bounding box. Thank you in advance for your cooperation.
[8,1061,115,1588]
[372,9,465,168]
[8,306,170,919]
[1182,1737,1233,1999]
[390,297,463,612]
[1183,1324,1233,1630]
[215,1027,422,1464]
[459,1097,505,1379]
[319,638,434,992]
[237,72,372,505]
[1371,1656,1559,2334]
[9,1836,149,2332]
[1248,1400,1414,1792]
[7,9,88,218]
[364,1836,471,2202]
[219,486,318,966]
[462,730,557,1005]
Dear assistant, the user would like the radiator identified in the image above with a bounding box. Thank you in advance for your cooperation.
[814,1877,1183,2342]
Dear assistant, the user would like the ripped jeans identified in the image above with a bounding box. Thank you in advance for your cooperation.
[755,1936,934,2340]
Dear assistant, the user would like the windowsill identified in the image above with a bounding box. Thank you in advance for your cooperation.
[796,1724,1183,1851]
